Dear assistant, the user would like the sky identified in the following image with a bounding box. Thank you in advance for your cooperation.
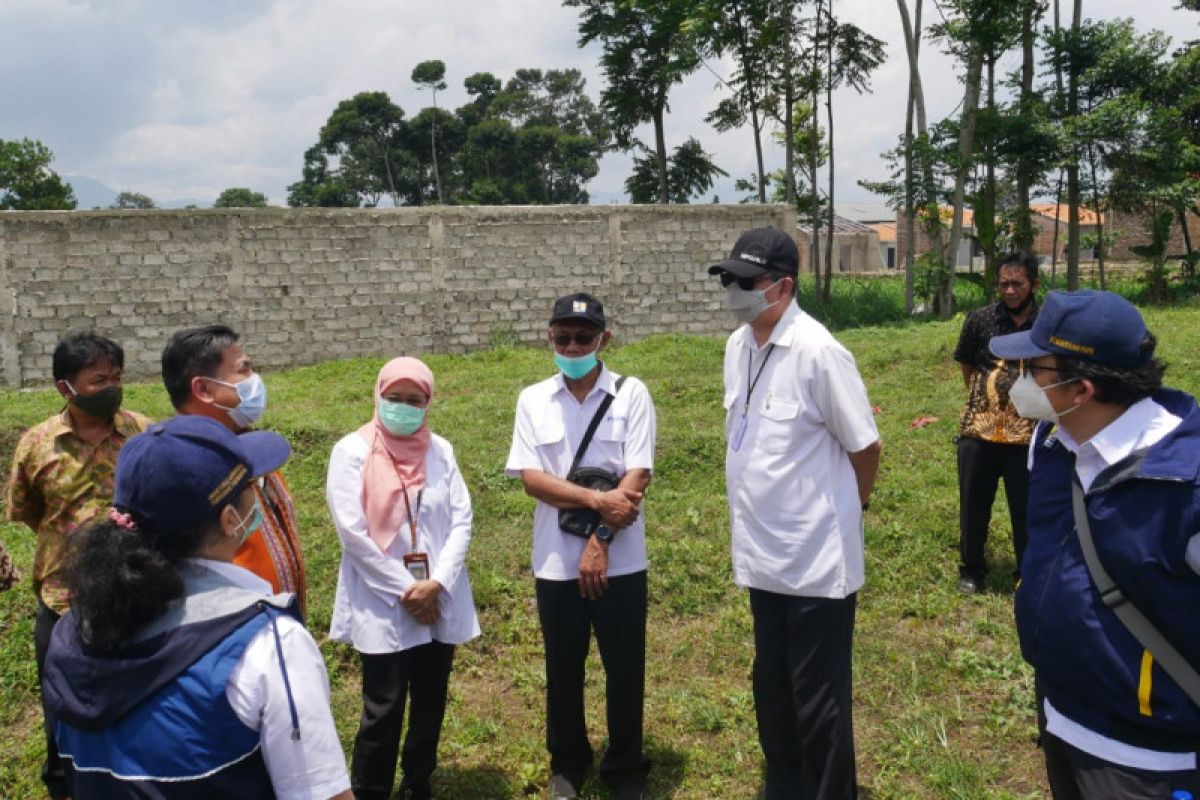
[1,0,1196,208]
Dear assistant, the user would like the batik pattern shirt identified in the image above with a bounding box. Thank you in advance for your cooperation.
[954,301,1038,445]
[6,409,151,613]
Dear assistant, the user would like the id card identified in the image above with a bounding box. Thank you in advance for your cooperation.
[731,414,748,452]
[403,552,429,581]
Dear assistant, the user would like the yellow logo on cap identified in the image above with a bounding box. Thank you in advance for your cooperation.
[1049,336,1095,355]
[572,301,588,313]
[209,464,247,506]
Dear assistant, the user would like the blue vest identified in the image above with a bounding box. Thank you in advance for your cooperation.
[1016,389,1200,751]
[43,567,301,799]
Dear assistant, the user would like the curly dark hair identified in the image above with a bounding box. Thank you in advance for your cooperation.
[63,514,217,655]
[1055,333,1166,406]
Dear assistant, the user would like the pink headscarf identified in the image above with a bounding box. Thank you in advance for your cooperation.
[356,357,434,552]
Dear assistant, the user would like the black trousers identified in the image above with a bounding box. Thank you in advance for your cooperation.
[535,571,649,789]
[1043,731,1200,799]
[350,641,456,800]
[35,602,68,799]
[750,589,857,800]
[957,436,1030,582]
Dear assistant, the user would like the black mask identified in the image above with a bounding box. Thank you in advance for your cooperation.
[69,385,123,419]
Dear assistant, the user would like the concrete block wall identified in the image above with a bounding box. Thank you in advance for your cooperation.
[0,204,795,387]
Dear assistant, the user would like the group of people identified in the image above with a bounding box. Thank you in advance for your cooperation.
[0,224,1196,800]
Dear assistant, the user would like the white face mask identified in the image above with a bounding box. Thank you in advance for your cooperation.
[725,280,782,324]
[1009,372,1079,421]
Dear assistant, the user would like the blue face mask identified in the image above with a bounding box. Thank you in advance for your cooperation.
[379,400,427,436]
[230,497,264,546]
[211,373,268,429]
[555,351,599,380]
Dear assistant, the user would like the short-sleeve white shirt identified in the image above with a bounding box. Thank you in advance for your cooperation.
[326,433,481,654]
[506,365,656,580]
[723,301,879,598]
[186,560,351,800]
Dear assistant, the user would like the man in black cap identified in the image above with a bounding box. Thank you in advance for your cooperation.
[991,290,1200,798]
[505,293,657,800]
[710,227,881,799]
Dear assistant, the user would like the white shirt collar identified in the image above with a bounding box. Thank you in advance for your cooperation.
[186,557,273,595]
[740,300,801,352]
[552,363,615,400]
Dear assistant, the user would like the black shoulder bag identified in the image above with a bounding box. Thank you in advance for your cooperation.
[558,377,627,538]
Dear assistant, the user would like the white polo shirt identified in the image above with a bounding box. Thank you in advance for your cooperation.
[724,300,879,599]
[506,365,656,581]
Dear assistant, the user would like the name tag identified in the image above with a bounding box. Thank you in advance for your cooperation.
[731,414,748,452]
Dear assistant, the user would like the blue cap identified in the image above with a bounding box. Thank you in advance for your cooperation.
[113,415,291,537]
[989,290,1151,368]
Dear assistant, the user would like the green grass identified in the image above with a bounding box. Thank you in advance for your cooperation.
[0,296,1197,798]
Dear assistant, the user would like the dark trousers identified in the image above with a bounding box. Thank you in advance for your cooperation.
[350,642,456,800]
[957,436,1030,582]
[750,589,857,800]
[1043,731,1200,799]
[35,602,68,799]
[535,571,649,789]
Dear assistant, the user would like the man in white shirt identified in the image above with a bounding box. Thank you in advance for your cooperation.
[709,227,882,800]
[990,290,1200,798]
[506,293,657,800]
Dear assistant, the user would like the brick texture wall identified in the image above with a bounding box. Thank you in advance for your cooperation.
[0,205,794,387]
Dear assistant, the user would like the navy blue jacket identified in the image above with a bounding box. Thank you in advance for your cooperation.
[1016,388,1200,751]
[42,567,301,799]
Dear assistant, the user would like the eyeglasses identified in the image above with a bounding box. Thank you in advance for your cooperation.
[551,332,599,347]
[1022,363,1061,378]
[719,272,784,291]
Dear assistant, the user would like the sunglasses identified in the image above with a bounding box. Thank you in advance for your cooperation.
[552,331,599,347]
[719,272,784,291]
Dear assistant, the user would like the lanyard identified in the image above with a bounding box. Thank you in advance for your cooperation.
[398,479,424,552]
[744,344,776,416]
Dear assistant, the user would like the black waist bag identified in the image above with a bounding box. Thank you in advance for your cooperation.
[558,377,626,538]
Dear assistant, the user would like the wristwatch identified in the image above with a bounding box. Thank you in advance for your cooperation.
[594,524,614,543]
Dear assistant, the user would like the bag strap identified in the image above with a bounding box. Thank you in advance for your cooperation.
[567,376,627,476]
[1071,477,1200,707]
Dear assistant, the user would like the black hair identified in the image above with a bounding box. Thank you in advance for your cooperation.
[998,251,1040,284]
[1055,333,1166,406]
[63,512,220,655]
[51,332,124,382]
[161,324,240,409]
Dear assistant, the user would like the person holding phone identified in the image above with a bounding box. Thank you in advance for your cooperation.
[326,357,480,800]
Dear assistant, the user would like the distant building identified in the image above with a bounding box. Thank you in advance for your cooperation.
[796,215,887,273]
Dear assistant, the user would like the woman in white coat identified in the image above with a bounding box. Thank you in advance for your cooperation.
[326,357,480,800]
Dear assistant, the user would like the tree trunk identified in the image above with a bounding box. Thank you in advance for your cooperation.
[751,105,766,203]
[1065,0,1082,289]
[653,103,669,204]
[1014,0,1037,251]
[822,0,835,303]
[1088,142,1106,290]
[1050,170,1063,288]
[982,55,998,292]
[430,117,443,205]
[379,135,399,206]
[942,45,984,318]
[785,80,796,206]
[904,46,916,313]
[896,0,942,275]
[809,3,822,285]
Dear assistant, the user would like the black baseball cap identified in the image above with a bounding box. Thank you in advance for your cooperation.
[550,293,606,330]
[708,227,799,279]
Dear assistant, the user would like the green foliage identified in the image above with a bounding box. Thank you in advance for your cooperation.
[110,191,155,209]
[411,60,448,92]
[213,187,269,208]
[0,139,76,210]
[625,137,726,204]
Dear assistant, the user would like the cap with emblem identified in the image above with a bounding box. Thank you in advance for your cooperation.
[989,289,1152,368]
[113,415,291,537]
[708,226,799,280]
[550,292,606,329]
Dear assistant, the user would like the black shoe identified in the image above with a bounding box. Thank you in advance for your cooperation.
[399,783,432,800]
[614,780,646,800]
[957,576,981,594]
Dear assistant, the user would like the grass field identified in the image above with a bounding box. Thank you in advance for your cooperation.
[0,296,1197,798]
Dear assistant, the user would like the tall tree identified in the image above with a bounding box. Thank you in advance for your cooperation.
[566,0,701,204]
[0,138,76,210]
[625,137,726,203]
[318,91,409,206]
[412,60,448,203]
[214,187,268,208]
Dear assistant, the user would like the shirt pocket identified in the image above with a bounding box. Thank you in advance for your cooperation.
[532,418,568,465]
[723,391,739,441]
[757,397,801,454]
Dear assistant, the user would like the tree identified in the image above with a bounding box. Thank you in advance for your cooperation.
[412,60,448,204]
[287,145,362,207]
[566,0,701,204]
[625,137,726,203]
[0,138,76,210]
[319,91,409,206]
[111,191,155,209]
[214,187,269,208]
